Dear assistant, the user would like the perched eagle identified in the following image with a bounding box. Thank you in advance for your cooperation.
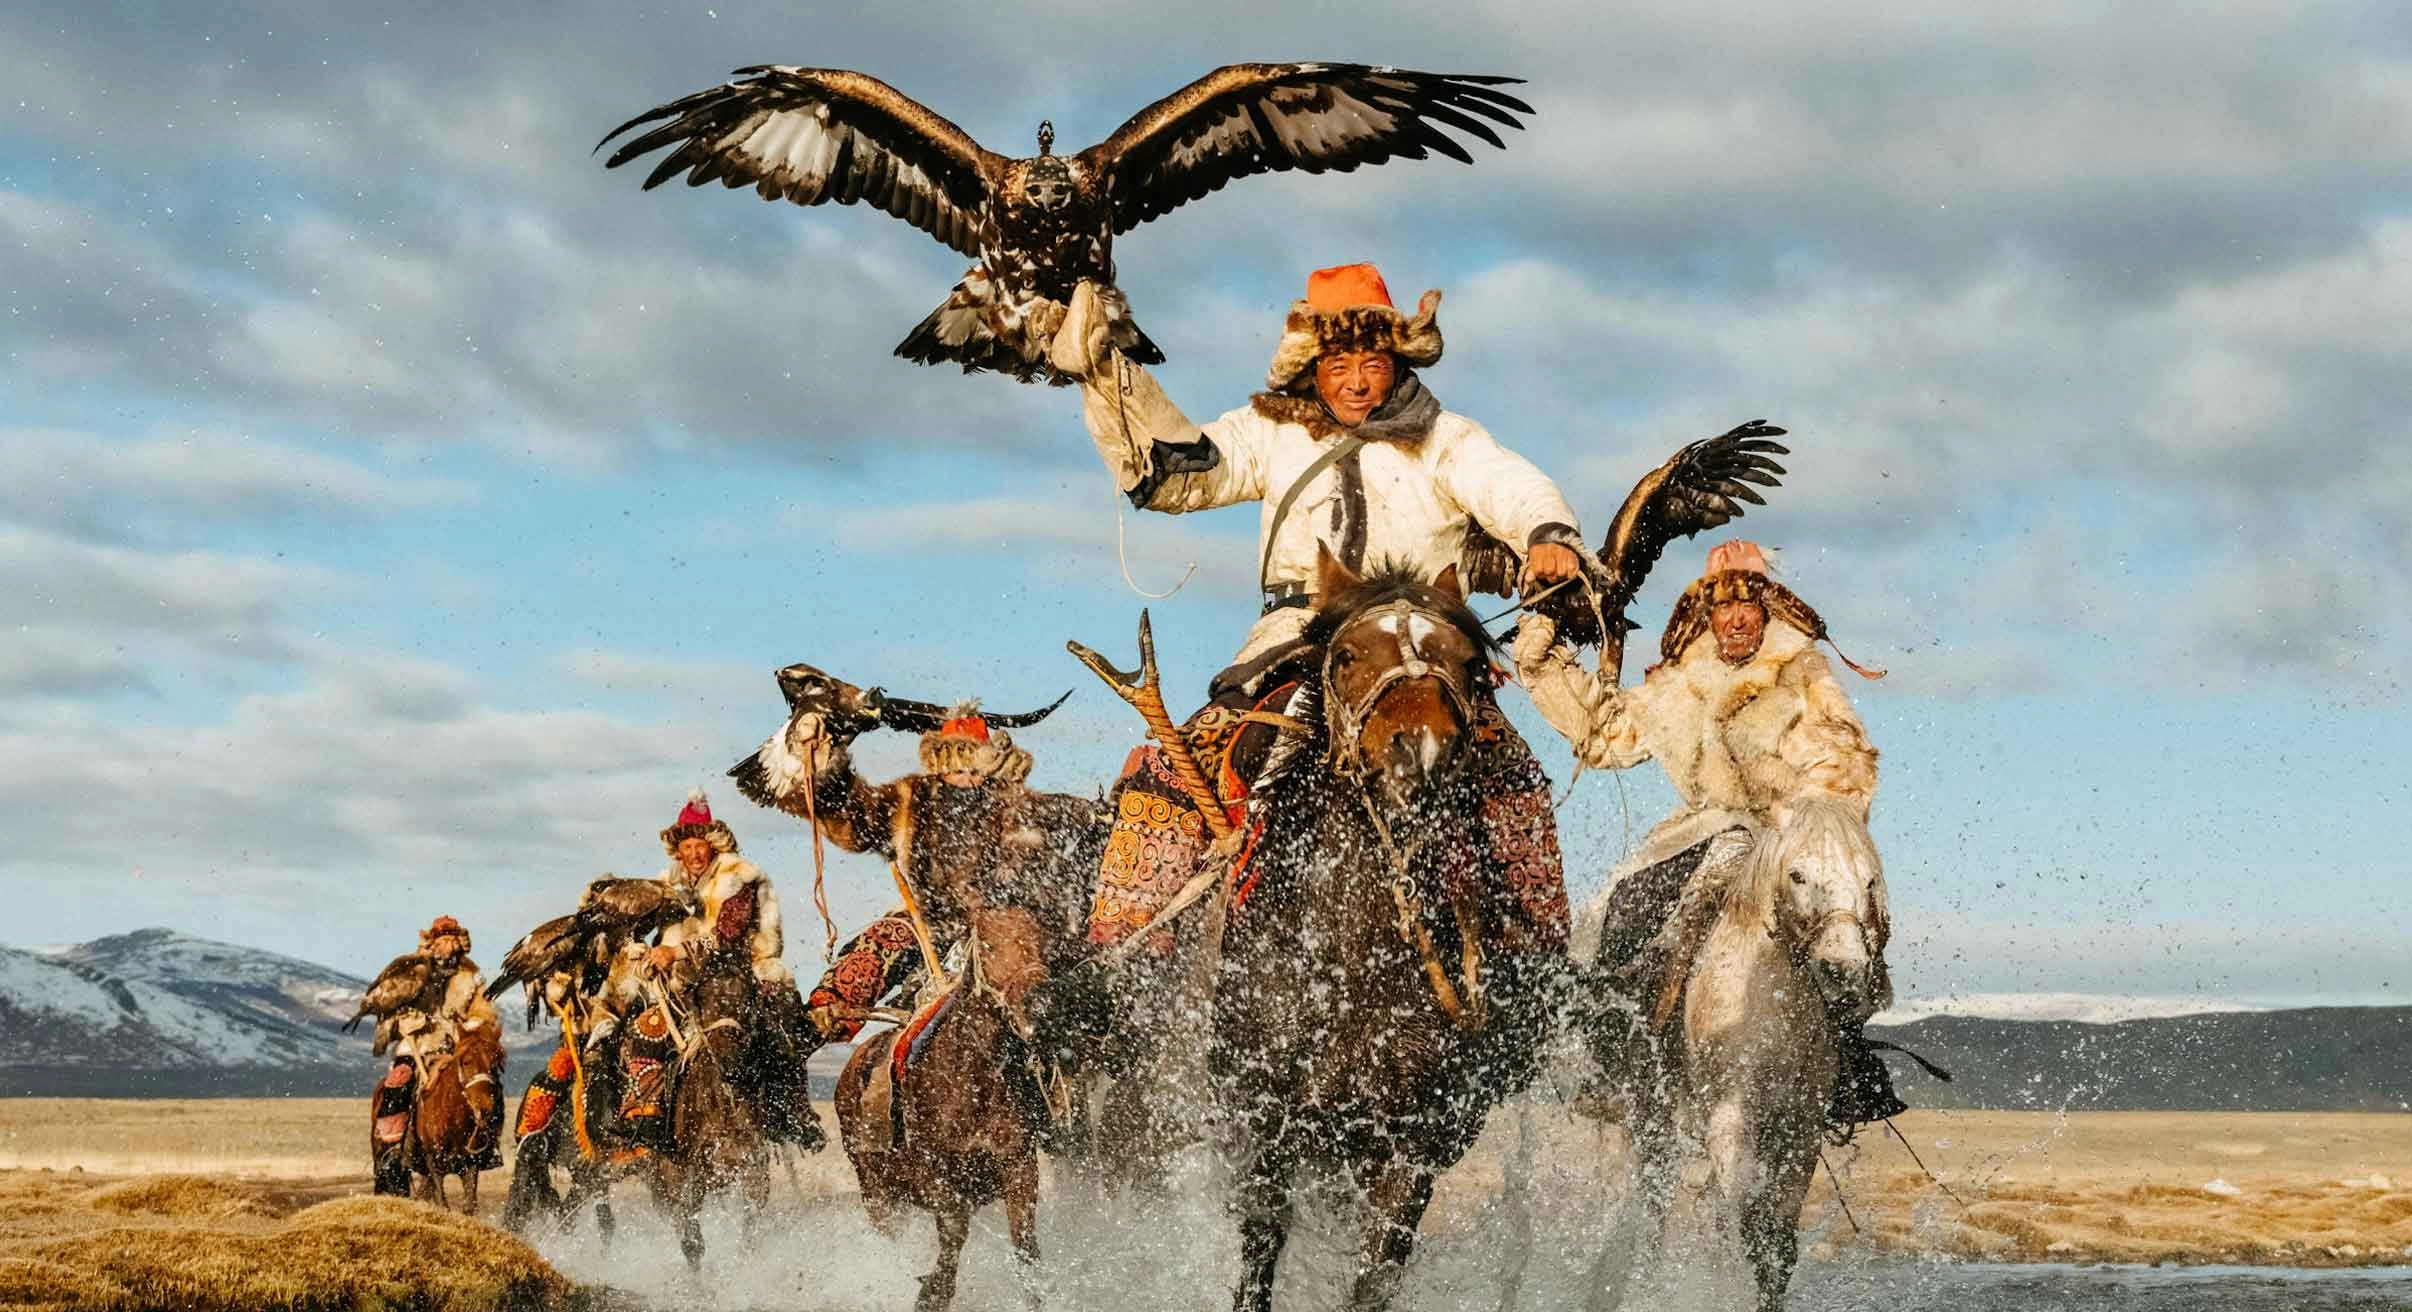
[342,952,436,1034]
[600,63,1533,383]
[727,662,1070,808]
[483,878,699,1027]
[1489,422,1790,651]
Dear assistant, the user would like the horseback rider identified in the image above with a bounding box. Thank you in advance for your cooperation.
[749,705,1100,1058]
[370,915,504,1173]
[1048,263,1583,961]
[614,791,826,1150]
[1519,538,1904,1124]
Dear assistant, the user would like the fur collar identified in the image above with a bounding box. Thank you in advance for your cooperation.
[1663,622,1814,718]
[1249,372,1441,442]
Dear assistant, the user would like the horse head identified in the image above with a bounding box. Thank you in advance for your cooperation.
[453,1019,506,1155]
[1763,794,1891,1024]
[1306,547,1493,812]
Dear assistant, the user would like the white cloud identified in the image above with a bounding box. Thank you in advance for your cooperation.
[0,426,466,536]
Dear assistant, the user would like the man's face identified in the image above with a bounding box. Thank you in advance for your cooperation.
[1711,599,1767,665]
[1314,349,1396,427]
[675,836,717,879]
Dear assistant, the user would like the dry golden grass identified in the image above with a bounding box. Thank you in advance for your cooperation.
[1800,1110,2412,1267]
[0,1170,584,1311]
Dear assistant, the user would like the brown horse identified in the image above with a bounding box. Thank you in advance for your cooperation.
[1210,552,1567,1312]
[644,967,774,1270]
[408,1019,505,1212]
[835,902,1057,1312]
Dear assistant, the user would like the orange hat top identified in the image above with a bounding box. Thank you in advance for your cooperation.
[1302,263,1397,313]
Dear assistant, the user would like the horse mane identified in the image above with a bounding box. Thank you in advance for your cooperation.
[1299,560,1500,661]
[453,1018,502,1068]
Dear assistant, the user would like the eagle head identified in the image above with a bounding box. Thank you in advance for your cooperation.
[1021,154,1075,214]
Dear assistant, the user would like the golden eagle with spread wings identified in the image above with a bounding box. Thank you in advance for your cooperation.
[600,63,1533,383]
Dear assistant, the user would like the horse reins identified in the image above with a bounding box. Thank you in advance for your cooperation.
[1356,790,1486,1033]
[1325,595,1489,1032]
[1322,598,1479,782]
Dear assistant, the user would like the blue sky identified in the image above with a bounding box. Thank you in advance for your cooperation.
[2,0,2405,1007]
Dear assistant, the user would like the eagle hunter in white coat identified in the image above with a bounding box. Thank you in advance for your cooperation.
[599,63,1534,383]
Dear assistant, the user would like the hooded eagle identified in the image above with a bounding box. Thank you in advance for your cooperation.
[600,63,1533,383]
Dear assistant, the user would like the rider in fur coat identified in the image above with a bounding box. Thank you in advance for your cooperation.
[1050,263,1584,957]
[742,704,1102,1052]
[630,791,823,1149]
[1520,539,1900,1123]
[371,916,503,1171]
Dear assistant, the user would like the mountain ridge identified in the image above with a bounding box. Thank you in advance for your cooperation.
[2,928,2403,1109]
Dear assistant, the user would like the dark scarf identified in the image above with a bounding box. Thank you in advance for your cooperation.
[1249,372,1443,442]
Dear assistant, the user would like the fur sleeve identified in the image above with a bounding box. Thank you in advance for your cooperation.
[1579,680,1662,771]
[749,869,786,967]
[445,968,500,1030]
[1778,650,1879,815]
[782,751,901,859]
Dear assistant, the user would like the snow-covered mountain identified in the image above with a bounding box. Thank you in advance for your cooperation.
[0,928,548,1096]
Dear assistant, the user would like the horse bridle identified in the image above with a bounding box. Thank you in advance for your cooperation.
[1322,598,1480,781]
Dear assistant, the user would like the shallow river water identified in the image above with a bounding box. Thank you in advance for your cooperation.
[538,1168,2412,1312]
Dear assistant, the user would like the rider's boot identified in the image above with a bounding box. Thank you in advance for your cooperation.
[584,1031,632,1145]
[761,983,830,1152]
[1827,1019,1909,1126]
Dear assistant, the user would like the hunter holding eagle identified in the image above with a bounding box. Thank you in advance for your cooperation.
[1050,259,1792,965]
[600,62,1532,382]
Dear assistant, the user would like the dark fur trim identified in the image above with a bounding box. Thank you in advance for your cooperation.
[1265,291,1443,391]
[660,821,738,855]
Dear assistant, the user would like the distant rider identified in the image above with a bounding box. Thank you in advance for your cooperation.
[370,915,503,1174]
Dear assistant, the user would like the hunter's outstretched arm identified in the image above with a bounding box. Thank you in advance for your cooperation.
[1513,612,1654,772]
[1052,281,1269,512]
[747,718,903,859]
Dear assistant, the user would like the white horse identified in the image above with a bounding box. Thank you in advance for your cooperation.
[1587,793,1890,1312]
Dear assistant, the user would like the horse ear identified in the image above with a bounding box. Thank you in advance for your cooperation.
[1315,542,1360,601]
[1431,563,1463,601]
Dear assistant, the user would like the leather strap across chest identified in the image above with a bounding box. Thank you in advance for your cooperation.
[1258,434,1365,595]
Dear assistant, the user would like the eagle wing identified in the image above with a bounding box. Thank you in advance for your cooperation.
[1561,422,1789,647]
[483,914,584,1026]
[1081,63,1534,233]
[600,67,1005,257]
[342,952,432,1034]
[578,877,696,942]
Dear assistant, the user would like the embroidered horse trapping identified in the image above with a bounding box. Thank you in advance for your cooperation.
[1089,686,1295,948]
[808,914,923,1042]
[619,1005,677,1131]
[515,1044,577,1138]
